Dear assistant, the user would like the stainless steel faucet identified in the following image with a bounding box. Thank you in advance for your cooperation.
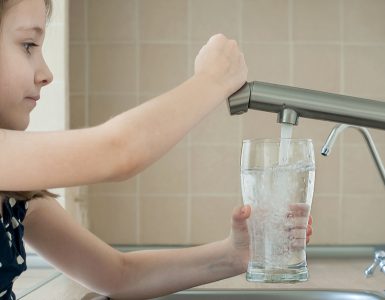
[365,250,385,278]
[321,125,385,278]
[321,124,385,186]
[228,82,385,129]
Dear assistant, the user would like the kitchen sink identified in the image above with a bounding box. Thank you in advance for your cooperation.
[156,289,385,300]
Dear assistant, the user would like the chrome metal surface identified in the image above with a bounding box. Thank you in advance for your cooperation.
[157,289,385,300]
[227,81,385,129]
[277,108,299,125]
[321,124,385,186]
[227,82,250,115]
[365,250,385,278]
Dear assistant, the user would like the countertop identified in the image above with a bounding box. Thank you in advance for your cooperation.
[18,258,385,300]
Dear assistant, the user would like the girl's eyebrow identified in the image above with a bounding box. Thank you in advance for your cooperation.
[16,26,44,35]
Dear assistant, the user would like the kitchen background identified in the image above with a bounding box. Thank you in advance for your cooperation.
[68,0,385,246]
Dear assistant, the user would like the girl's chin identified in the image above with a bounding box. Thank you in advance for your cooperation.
[0,120,30,131]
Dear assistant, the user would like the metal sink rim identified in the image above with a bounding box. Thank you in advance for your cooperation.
[160,288,385,299]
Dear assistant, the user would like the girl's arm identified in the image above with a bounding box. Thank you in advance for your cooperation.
[0,34,247,191]
[23,197,250,299]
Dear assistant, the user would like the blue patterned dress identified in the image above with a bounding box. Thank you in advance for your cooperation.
[0,197,28,300]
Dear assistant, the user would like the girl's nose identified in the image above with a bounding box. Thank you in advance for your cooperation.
[35,58,53,87]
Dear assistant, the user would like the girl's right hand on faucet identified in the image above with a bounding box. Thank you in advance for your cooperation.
[194,33,248,98]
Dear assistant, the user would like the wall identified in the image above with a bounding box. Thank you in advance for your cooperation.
[69,0,385,246]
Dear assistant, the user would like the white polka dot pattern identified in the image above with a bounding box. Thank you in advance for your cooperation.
[16,256,24,265]
[11,218,19,229]
[9,198,16,207]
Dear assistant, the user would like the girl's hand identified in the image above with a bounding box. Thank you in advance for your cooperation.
[226,205,251,273]
[194,34,248,97]
[226,205,314,274]
[306,214,313,244]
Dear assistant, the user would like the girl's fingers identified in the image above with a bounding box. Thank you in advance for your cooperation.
[232,205,250,221]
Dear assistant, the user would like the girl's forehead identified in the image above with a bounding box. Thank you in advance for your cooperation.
[2,0,47,31]
[3,0,47,19]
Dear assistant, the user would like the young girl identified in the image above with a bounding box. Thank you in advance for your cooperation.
[0,0,312,299]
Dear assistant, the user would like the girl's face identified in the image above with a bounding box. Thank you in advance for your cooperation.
[0,0,53,130]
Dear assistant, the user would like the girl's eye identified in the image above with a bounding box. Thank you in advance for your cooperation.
[23,42,38,55]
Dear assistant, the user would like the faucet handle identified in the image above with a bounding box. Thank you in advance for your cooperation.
[365,250,385,278]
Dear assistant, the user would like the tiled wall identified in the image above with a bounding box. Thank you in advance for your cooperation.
[69,0,385,245]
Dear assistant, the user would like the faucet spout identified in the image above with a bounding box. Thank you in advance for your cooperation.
[228,81,385,129]
[278,108,299,125]
[321,124,385,186]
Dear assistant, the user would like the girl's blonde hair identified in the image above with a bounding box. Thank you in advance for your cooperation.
[0,0,56,201]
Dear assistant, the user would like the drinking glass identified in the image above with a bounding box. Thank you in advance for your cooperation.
[241,138,315,283]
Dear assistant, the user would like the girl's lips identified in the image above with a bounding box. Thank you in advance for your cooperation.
[27,95,40,101]
[25,97,38,107]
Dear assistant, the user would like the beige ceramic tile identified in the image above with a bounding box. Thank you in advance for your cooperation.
[139,0,188,41]
[139,196,188,244]
[342,144,385,194]
[291,119,338,145]
[344,46,385,97]
[190,102,241,145]
[88,0,137,42]
[190,0,240,42]
[88,178,137,196]
[140,146,188,194]
[341,195,385,244]
[69,0,85,42]
[293,45,340,93]
[69,95,86,129]
[139,44,188,94]
[343,0,385,43]
[243,44,290,84]
[190,145,241,194]
[292,0,340,42]
[313,143,341,195]
[241,110,281,140]
[89,196,138,244]
[242,0,289,42]
[89,94,137,126]
[341,127,385,145]
[190,196,241,244]
[69,44,86,93]
[309,195,340,245]
[89,45,137,93]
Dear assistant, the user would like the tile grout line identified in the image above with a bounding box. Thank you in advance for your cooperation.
[83,0,91,230]
[238,0,244,203]
[239,0,244,145]
[186,0,192,245]
[84,0,89,128]
[77,40,385,47]
[288,0,294,86]
[338,0,345,244]
[135,0,141,244]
